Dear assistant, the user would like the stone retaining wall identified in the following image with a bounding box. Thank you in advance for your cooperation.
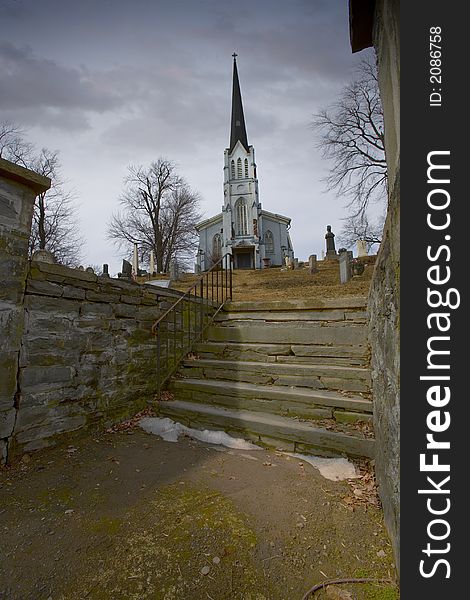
[0,157,191,462]
[8,262,184,458]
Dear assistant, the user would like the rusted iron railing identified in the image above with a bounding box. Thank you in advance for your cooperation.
[151,253,233,395]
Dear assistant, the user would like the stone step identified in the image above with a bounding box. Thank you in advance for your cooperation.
[215,309,366,323]
[157,399,375,459]
[205,322,367,346]
[168,378,372,416]
[194,341,368,366]
[223,298,367,312]
[179,359,371,393]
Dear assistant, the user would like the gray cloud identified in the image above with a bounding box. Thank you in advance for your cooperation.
[0,0,369,273]
[0,42,123,120]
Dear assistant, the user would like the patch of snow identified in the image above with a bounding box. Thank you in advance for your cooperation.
[139,417,261,451]
[286,453,360,481]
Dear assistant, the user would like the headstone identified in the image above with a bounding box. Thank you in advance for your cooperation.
[85,267,95,274]
[149,250,155,275]
[102,264,109,277]
[169,260,179,281]
[31,249,55,264]
[119,259,133,279]
[309,254,318,274]
[293,258,299,269]
[325,225,337,259]
[357,239,368,257]
[339,250,352,284]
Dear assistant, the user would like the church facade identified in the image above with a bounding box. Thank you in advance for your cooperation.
[196,55,294,270]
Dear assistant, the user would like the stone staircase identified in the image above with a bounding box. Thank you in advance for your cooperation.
[157,297,375,459]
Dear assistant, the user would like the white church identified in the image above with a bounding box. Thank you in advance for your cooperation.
[196,54,294,270]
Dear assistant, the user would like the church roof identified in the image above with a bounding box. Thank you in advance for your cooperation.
[195,212,223,231]
[261,209,291,225]
[229,54,249,153]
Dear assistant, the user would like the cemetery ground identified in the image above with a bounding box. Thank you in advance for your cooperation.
[170,257,375,301]
[0,256,398,599]
[0,425,398,600]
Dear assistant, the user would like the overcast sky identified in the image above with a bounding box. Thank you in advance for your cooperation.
[0,0,374,274]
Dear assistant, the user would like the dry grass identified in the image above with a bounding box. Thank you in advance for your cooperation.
[170,257,376,301]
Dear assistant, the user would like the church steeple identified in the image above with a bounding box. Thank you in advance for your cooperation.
[229,53,249,153]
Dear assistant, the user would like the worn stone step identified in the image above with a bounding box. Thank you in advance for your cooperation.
[157,399,375,459]
[215,309,366,323]
[194,341,368,365]
[205,323,367,346]
[223,298,367,312]
[168,378,373,414]
[179,359,371,393]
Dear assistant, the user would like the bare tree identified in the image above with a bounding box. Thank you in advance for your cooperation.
[313,57,387,220]
[1,121,84,266]
[108,159,202,273]
[338,211,385,252]
[0,121,34,167]
[29,149,83,266]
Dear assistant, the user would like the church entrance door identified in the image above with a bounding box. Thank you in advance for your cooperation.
[234,249,253,269]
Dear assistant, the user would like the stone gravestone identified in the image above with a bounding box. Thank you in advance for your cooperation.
[309,254,318,274]
[293,258,299,269]
[339,250,352,284]
[169,260,179,281]
[325,225,338,259]
[357,239,368,258]
[119,259,133,280]
[102,264,110,278]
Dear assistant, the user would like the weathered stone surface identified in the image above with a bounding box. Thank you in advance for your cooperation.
[0,408,16,438]
[206,323,367,346]
[120,294,142,305]
[85,290,120,303]
[158,400,375,458]
[20,365,75,388]
[80,302,114,317]
[26,279,64,297]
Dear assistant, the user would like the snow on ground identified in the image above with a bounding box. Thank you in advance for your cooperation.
[139,417,261,450]
[286,453,360,481]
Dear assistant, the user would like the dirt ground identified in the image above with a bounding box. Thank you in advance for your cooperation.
[169,258,375,301]
[0,424,397,600]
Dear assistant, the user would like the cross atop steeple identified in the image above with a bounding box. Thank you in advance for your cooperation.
[229,54,248,153]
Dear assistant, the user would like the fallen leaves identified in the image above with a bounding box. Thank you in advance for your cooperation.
[106,407,156,434]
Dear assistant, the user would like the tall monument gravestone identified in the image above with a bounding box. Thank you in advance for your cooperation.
[325,225,338,260]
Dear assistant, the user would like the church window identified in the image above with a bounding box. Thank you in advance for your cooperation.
[212,233,222,262]
[237,158,242,179]
[244,158,249,178]
[235,198,248,235]
[231,160,235,179]
[265,230,274,254]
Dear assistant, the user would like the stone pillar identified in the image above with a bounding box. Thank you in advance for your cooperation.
[339,250,352,284]
[0,159,50,463]
[308,254,318,274]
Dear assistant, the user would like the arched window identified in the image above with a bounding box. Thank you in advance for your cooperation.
[244,158,249,178]
[212,233,222,262]
[237,157,242,179]
[265,230,274,254]
[235,198,248,235]
[230,160,235,179]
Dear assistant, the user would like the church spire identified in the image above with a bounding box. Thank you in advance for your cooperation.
[229,53,249,153]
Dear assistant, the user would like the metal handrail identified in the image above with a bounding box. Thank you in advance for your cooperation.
[152,252,233,395]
